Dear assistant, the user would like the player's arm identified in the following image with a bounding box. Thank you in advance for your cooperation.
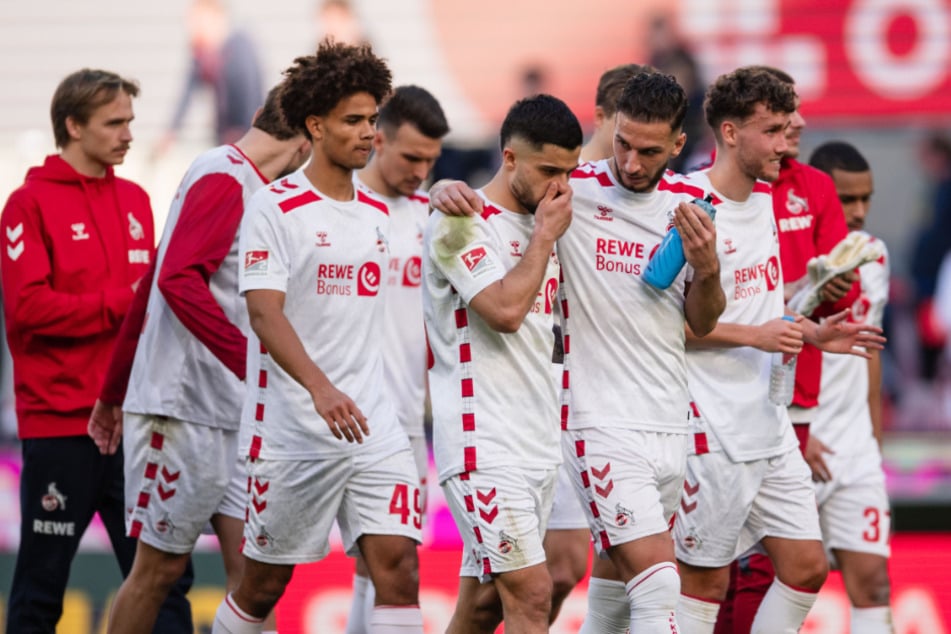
[429,179,483,217]
[867,348,884,447]
[799,309,885,359]
[677,201,725,336]
[685,315,803,353]
[246,288,368,443]
[1,193,135,338]
[157,173,248,380]
[467,182,572,333]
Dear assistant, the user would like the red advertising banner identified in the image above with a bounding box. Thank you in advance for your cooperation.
[278,533,951,633]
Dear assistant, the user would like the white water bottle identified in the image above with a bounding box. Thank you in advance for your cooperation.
[768,315,798,407]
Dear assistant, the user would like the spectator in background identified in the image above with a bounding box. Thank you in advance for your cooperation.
[155,0,264,157]
[910,132,951,383]
[0,68,192,634]
[645,12,711,172]
[315,0,370,46]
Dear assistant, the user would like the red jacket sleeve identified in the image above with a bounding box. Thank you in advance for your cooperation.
[156,173,247,380]
[1,192,133,338]
[99,259,155,404]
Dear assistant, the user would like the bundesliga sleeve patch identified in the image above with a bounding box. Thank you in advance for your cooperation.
[460,246,496,278]
[244,250,269,276]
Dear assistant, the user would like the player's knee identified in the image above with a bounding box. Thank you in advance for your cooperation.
[507,575,553,618]
[784,552,828,592]
[629,562,680,613]
[550,562,585,605]
[851,564,891,607]
[470,591,504,631]
[137,552,190,594]
[370,545,420,605]
[238,567,293,616]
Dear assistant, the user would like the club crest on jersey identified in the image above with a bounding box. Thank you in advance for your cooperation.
[785,189,809,215]
[724,238,737,255]
[460,246,495,278]
[41,482,67,512]
[376,226,389,253]
[510,240,522,257]
[244,250,269,276]
[128,212,144,240]
[71,222,89,241]
[256,526,275,549]
[154,512,176,535]
[665,208,676,232]
[498,530,519,554]
[357,261,381,296]
[681,527,703,550]
[615,503,635,527]
[315,231,331,247]
[595,205,614,222]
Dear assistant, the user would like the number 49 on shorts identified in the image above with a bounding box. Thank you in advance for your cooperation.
[389,483,422,529]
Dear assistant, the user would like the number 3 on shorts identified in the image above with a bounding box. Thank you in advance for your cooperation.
[389,483,422,529]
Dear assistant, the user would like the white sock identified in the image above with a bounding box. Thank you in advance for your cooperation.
[626,562,681,632]
[851,606,894,633]
[368,605,424,633]
[213,594,265,634]
[579,577,630,634]
[345,574,371,634]
[751,579,818,634]
[676,594,719,634]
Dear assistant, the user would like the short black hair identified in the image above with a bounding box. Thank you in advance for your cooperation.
[378,85,449,140]
[595,64,644,116]
[704,66,797,135]
[278,39,392,137]
[252,84,299,140]
[499,94,582,152]
[615,68,688,132]
[809,141,870,175]
[746,65,796,86]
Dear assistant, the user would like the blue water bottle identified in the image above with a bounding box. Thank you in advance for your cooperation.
[643,195,717,289]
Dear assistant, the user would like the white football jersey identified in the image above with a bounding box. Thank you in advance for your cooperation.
[560,161,702,433]
[238,169,408,460]
[683,170,798,462]
[356,176,429,439]
[423,195,561,484]
[812,233,889,454]
[124,145,266,428]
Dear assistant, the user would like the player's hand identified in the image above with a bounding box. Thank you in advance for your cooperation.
[813,309,886,359]
[533,181,573,243]
[310,383,369,443]
[754,315,804,353]
[804,434,835,482]
[818,270,858,304]
[429,180,482,217]
[675,201,719,279]
[87,399,123,455]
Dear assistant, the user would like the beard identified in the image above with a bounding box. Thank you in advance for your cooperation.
[613,157,668,193]
[510,174,541,214]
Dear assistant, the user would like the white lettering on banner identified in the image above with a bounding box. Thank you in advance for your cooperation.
[33,519,75,536]
[847,0,949,99]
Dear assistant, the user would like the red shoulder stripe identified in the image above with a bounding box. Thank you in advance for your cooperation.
[408,193,430,204]
[358,190,389,215]
[572,167,613,187]
[657,177,706,199]
[481,204,502,219]
[753,181,772,195]
[278,190,321,214]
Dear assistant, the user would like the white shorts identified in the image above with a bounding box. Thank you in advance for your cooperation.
[124,414,242,554]
[241,447,422,565]
[443,466,557,582]
[815,449,891,560]
[408,434,430,519]
[563,428,687,558]
[674,447,821,567]
[546,459,589,531]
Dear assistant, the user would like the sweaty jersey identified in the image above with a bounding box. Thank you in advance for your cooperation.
[560,161,701,433]
[812,233,889,455]
[238,169,408,460]
[125,145,267,428]
[684,170,798,462]
[423,195,561,483]
[355,176,428,439]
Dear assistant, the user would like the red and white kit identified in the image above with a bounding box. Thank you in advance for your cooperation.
[356,176,430,486]
[559,160,700,553]
[239,169,419,563]
[674,170,820,567]
[121,145,268,551]
[423,195,560,578]
[813,233,891,558]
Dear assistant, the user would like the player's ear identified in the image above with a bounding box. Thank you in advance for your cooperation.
[305,115,323,141]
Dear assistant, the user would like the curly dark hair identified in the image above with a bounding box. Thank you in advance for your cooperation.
[616,67,688,132]
[499,94,582,152]
[704,66,796,138]
[278,39,392,136]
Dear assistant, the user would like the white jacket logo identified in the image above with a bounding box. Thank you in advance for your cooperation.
[128,213,144,240]
[6,223,24,260]
[71,223,89,241]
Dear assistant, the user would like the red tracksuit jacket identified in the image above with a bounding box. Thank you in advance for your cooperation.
[0,155,154,438]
